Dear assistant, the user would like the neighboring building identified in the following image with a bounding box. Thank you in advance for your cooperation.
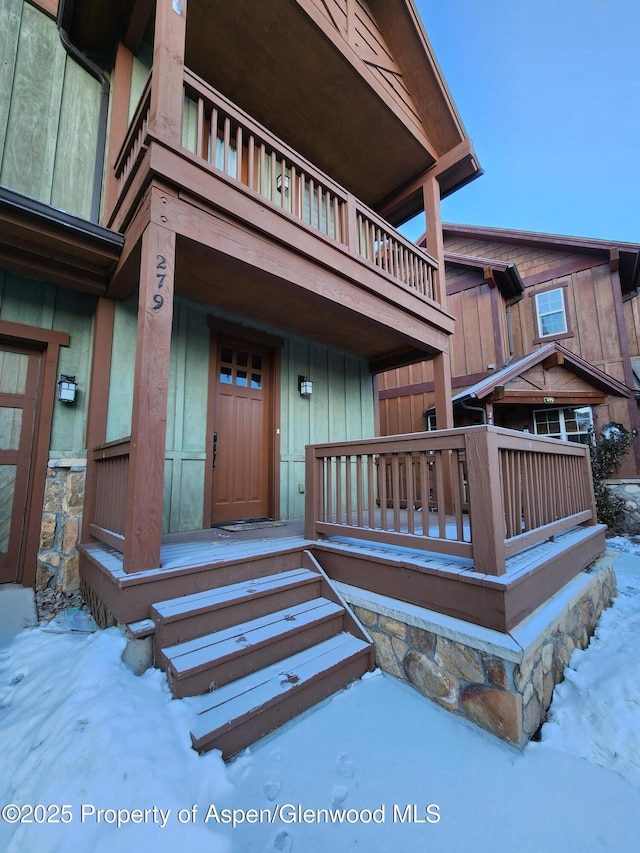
[378,223,640,477]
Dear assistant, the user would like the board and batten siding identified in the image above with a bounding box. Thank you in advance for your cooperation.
[107,296,375,532]
[0,0,101,221]
[280,336,375,519]
[0,268,95,457]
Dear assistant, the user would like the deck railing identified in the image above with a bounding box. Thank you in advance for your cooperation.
[305,425,597,575]
[88,438,131,551]
[181,69,439,303]
[113,76,151,202]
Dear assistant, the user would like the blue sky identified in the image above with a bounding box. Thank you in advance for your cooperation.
[406,0,640,245]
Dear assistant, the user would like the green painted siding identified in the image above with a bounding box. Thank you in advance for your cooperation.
[0,267,95,457]
[163,299,210,532]
[280,338,374,519]
[107,297,374,532]
[105,290,137,442]
[0,1,100,220]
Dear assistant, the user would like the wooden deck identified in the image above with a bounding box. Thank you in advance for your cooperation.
[80,514,605,634]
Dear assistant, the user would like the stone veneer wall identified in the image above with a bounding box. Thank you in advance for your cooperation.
[606,480,640,534]
[36,459,86,593]
[341,555,616,747]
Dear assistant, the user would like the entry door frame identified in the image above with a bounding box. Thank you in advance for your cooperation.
[0,320,69,586]
[205,318,282,526]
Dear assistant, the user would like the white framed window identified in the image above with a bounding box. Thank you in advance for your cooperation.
[533,406,593,444]
[535,288,568,337]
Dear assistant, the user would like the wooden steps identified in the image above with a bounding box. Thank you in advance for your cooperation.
[150,553,374,758]
[190,633,372,757]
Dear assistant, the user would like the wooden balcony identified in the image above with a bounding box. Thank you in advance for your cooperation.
[107,68,453,364]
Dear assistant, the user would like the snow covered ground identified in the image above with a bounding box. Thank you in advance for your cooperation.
[1,539,639,852]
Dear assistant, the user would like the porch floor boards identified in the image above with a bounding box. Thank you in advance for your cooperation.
[82,516,597,587]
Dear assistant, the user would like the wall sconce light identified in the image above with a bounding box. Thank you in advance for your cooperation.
[276,173,290,193]
[298,375,313,397]
[57,374,77,403]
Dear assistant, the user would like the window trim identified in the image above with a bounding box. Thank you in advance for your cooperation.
[532,405,593,443]
[530,282,573,344]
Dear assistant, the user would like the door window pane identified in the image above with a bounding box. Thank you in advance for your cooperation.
[0,352,29,395]
[0,407,23,450]
[0,465,17,555]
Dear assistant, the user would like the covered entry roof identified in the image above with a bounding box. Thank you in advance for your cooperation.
[453,342,632,407]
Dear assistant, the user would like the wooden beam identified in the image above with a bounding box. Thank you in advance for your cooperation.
[123,216,176,572]
[542,351,565,370]
[487,390,606,405]
[149,0,187,148]
[422,175,446,307]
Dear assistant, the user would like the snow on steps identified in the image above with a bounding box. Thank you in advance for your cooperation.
[150,552,374,758]
[160,598,346,698]
[190,632,372,758]
[150,568,322,648]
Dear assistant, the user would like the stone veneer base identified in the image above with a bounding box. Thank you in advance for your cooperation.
[337,553,617,747]
[37,459,86,593]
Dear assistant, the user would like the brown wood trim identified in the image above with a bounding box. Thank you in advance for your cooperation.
[0,323,69,585]
[530,281,574,345]
[92,437,132,460]
[489,390,606,405]
[87,523,126,551]
[446,273,488,295]
[523,257,605,287]
[610,267,640,472]
[83,297,116,545]
[378,370,490,400]
[0,320,69,348]
[28,0,58,19]
[21,342,63,586]
[490,284,505,366]
[104,44,134,222]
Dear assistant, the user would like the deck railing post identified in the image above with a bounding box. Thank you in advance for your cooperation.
[305,445,318,540]
[465,426,507,575]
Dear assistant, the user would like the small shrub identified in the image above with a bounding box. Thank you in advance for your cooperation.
[587,422,635,533]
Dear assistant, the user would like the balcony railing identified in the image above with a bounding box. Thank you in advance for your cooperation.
[180,69,439,303]
[305,425,597,575]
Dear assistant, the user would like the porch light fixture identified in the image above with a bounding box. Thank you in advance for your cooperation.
[57,374,77,404]
[298,375,313,397]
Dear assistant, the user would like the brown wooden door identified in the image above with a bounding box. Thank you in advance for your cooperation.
[0,345,40,583]
[210,338,272,523]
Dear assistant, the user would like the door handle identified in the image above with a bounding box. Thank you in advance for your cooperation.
[212,431,218,470]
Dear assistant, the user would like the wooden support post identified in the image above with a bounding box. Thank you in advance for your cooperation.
[82,297,116,544]
[465,427,506,575]
[305,446,317,541]
[422,175,446,309]
[149,0,188,148]
[104,44,133,221]
[433,350,455,511]
[123,215,176,572]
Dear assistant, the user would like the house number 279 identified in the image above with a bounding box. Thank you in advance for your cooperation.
[153,254,169,309]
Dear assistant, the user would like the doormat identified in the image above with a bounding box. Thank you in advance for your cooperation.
[213,520,287,533]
